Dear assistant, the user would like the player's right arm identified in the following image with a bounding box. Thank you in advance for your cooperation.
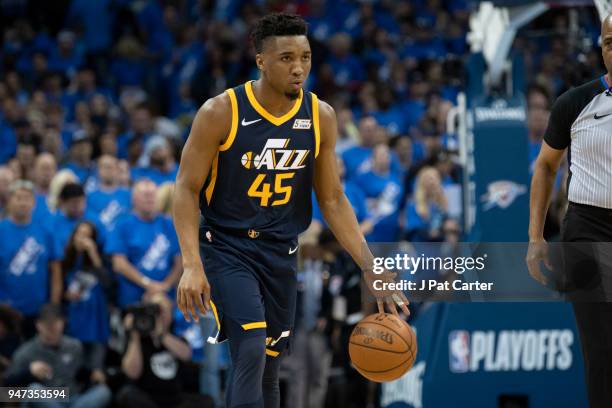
[526,142,565,284]
[526,90,572,285]
[173,93,231,322]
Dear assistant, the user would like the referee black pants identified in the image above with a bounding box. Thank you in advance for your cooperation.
[562,203,612,408]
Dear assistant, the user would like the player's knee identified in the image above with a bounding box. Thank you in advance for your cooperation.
[237,334,267,369]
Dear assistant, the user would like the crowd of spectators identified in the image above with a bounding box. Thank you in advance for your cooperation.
[0,0,605,407]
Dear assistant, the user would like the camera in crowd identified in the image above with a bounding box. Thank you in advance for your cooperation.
[126,302,161,335]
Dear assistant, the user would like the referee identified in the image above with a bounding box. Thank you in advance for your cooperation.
[527,15,612,408]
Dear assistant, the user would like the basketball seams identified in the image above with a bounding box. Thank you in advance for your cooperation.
[348,341,410,355]
[348,339,417,365]
[351,351,413,374]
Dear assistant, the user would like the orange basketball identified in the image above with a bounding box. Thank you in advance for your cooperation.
[348,313,417,383]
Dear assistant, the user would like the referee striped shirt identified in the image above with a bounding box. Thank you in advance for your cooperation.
[544,75,612,209]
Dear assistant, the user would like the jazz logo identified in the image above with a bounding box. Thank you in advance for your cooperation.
[241,139,309,171]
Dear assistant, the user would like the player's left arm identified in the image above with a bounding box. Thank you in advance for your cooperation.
[313,101,368,269]
[313,100,409,315]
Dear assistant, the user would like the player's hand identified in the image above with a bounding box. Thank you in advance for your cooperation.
[177,262,210,322]
[363,269,410,317]
[30,361,53,380]
[526,239,552,285]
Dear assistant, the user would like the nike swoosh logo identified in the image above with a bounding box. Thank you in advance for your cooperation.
[288,245,299,255]
[594,112,612,119]
[242,118,262,126]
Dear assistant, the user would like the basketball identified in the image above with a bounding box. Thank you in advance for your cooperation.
[348,313,417,383]
[241,151,254,169]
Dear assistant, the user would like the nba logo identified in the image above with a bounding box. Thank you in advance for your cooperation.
[449,331,470,373]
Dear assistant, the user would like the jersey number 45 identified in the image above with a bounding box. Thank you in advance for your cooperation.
[248,172,295,207]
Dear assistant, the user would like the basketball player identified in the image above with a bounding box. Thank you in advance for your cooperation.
[527,14,612,408]
[173,13,409,408]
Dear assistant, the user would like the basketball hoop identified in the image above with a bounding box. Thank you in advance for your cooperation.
[594,0,612,21]
[468,1,549,86]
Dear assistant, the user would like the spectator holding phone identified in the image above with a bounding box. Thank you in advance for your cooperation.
[62,221,110,384]
[405,166,448,242]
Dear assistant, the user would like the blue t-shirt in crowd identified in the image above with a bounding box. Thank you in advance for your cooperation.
[65,257,110,343]
[66,0,113,52]
[372,106,409,136]
[61,162,93,184]
[401,99,427,130]
[60,128,75,152]
[405,201,447,242]
[0,122,16,164]
[326,55,365,87]
[172,307,204,362]
[86,187,131,232]
[110,58,147,88]
[356,171,403,242]
[342,146,403,181]
[105,213,179,307]
[0,219,59,315]
[342,146,371,181]
[131,165,178,185]
[136,0,174,54]
[312,181,367,224]
[117,131,154,159]
[401,37,448,61]
[31,32,55,55]
[48,47,84,76]
[306,15,338,42]
[364,48,388,68]
[49,211,103,260]
[169,98,197,121]
[33,193,53,222]
[61,89,115,125]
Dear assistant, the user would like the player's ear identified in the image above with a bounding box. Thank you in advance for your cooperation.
[255,54,264,71]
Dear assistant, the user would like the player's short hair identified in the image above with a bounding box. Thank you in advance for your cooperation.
[251,13,308,53]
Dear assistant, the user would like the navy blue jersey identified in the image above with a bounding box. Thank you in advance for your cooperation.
[201,81,320,240]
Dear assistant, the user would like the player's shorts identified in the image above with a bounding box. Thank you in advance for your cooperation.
[199,225,298,357]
